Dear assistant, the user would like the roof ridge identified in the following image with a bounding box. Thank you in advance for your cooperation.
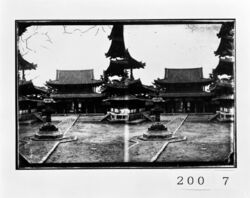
[52,69,102,85]
[165,67,203,70]
[163,67,204,81]
[56,69,94,72]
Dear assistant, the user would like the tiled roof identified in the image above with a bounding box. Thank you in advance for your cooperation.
[160,92,213,98]
[51,93,104,99]
[19,80,47,96]
[210,80,234,91]
[102,79,156,94]
[217,22,234,38]
[155,67,213,84]
[47,69,102,85]
[214,59,234,76]
[213,94,234,101]
[105,79,142,89]
[214,37,234,57]
[105,50,145,76]
[104,95,145,101]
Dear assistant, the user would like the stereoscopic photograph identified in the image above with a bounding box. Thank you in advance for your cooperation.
[16,19,236,169]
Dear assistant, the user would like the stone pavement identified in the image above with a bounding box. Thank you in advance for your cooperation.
[19,115,79,164]
[128,114,188,162]
[18,114,188,164]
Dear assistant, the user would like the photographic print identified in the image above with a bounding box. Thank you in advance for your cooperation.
[16,19,236,169]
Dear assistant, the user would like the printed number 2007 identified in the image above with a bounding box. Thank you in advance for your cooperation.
[177,176,205,185]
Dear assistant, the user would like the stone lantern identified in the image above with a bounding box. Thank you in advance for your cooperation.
[151,95,165,122]
[141,93,173,140]
[34,97,63,140]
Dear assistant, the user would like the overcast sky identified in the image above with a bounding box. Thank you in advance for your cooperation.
[18,24,221,87]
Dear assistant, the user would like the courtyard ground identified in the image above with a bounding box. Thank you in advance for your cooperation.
[18,114,235,167]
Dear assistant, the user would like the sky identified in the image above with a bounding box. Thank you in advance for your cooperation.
[18,24,221,87]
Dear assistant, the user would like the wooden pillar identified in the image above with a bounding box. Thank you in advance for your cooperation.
[75,101,77,113]
[94,103,96,113]
[183,99,186,113]
[203,102,206,113]
[78,101,82,113]
[186,101,190,112]
[71,101,74,112]
[28,105,31,113]
[171,100,174,113]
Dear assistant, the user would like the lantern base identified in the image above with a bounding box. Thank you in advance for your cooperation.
[33,123,63,140]
[140,122,173,140]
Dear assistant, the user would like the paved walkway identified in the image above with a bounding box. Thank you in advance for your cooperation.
[128,114,188,162]
[19,115,79,164]
[77,115,106,122]
[18,114,233,165]
[19,114,188,164]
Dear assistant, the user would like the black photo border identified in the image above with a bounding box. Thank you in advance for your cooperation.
[15,19,237,170]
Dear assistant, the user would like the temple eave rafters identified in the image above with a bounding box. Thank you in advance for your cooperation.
[50,93,104,99]
[105,50,145,77]
[159,92,214,98]
[46,80,103,87]
[154,79,213,85]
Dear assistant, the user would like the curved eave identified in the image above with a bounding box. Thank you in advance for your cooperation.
[46,80,103,87]
[19,81,47,96]
[154,79,213,85]
[103,79,141,89]
[102,86,127,93]
[217,22,234,38]
[214,37,234,57]
[102,80,155,94]
[212,98,234,101]
[108,59,145,69]
[212,94,234,101]
[19,98,44,103]
[126,50,145,69]
[141,85,157,93]
[103,95,146,102]
[105,57,145,77]
[50,93,104,99]
[159,92,214,98]
[34,87,48,94]
[210,82,234,90]
[214,60,234,76]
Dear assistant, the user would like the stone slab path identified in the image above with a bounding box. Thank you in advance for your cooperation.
[128,114,188,162]
[19,115,79,164]
[18,114,188,164]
